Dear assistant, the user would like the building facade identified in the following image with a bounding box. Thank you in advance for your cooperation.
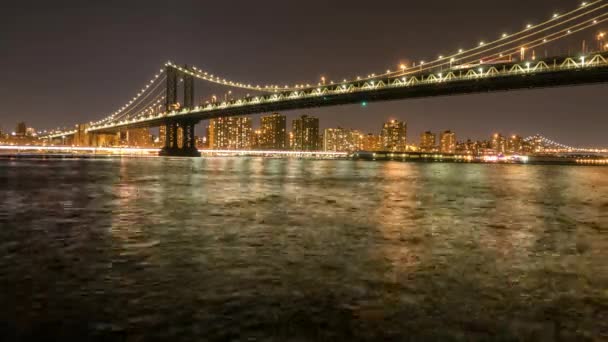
[381,120,407,152]
[440,130,456,154]
[260,113,287,150]
[126,128,152,147]
[419,131,436,152]
[362,133,382,151]
[508,135,524,154]
[491,133,507,154]
[292,115,320,151]
[208,116,253,150]
[324,128,364,152]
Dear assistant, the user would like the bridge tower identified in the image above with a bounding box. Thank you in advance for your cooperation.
[160,65,201,157]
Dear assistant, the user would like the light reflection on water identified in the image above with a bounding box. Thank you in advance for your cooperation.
[0,158,607,340]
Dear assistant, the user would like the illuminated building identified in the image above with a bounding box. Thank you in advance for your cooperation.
[260,113,286,150]
[25,127,37,137]
[208,116,252,150]
[419,131,436,152]
[287,131,295,150]
[126,128,152,147]
[292,115,320,151]
[195,136,205,149]
[252,130,263,150]
[159,125,167,146]
[381,119,407,152]
[324,127,363,152]
[440,130,456,154]
[92,133,119,147]
[508,135,524,154]
[362,133,382,151]
[491,133,507,154]
[456,139,477,155]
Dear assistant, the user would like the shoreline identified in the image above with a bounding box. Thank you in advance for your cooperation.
[1,152,607,166]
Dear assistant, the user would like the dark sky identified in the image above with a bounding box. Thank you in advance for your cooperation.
[1,0,606,146]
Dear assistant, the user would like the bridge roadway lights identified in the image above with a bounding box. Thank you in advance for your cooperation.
[159,119,201,157]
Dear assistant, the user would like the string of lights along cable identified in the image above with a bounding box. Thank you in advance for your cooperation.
[39,0,608,141]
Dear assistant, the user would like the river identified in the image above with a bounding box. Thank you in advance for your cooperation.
[0,157,606,341]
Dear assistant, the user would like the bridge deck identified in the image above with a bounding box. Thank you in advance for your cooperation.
[44,53,608,137]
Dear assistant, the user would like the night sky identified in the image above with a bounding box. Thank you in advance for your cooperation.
[1,0,606,146]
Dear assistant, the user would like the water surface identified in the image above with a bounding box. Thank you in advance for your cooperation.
[0,158,607,341]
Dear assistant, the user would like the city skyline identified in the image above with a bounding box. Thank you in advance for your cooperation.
[5,115,601,156]
[1,0,607,146]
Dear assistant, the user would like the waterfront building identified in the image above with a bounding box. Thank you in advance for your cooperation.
[127,128,152,147]
[362,133,382,151]
[92,133,119,147]
[195,136,205,149]
[324,128,364,152]
[456,139,478,155]
[381,119,407,152]
[491,133,507,154]
[508,135,524,154]
[26,127,37,137]
[260,113,287,150]
[440,130,456,154]
[251,130,263,150]
[209,116,253,150]
[159,125,167,146]
[419,131,436,152]
[318,133,324,152]
[292,115,320,151]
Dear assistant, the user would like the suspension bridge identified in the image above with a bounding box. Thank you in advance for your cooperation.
[42,1,608,156]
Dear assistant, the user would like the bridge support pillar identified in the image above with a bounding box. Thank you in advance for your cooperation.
[159,120,200,157]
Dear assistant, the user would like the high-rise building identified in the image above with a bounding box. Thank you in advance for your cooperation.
[15,122,27,137]
[491,133,507,154]
[381,119,407,152]
[362,133,382,151]
[260,113,287,150]
[292,115,320,151]
[208,117,252,150]
[508,135,523,154]
[440,130,456,154]
[419,131,436,152]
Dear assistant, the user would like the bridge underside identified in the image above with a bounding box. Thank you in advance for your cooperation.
[91,65,608,135]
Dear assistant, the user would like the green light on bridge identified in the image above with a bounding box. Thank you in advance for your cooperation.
[361,101,368,107]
